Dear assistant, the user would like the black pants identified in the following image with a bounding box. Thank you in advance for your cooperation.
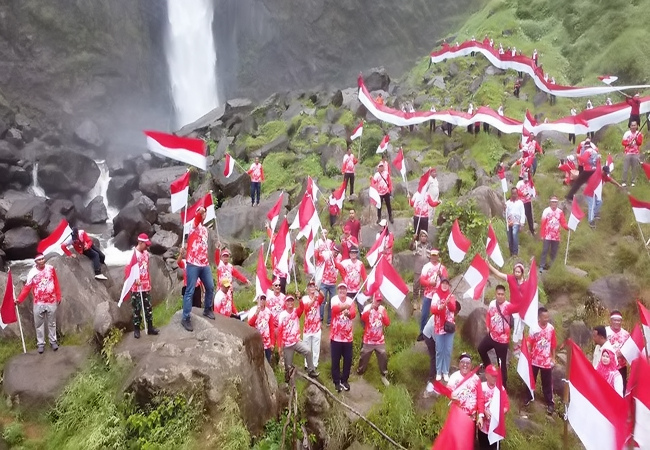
[344,173,355,195]
[478,334,509,387]
[498,129,502,137]
[279,276,287,295]
[329,214,337,227]
[474,124,480,135]
[620,366,628,394]
[264,348,272,364]
[446,123,453,137]
[514,87,520,98]
[569,133,575,144]
[629,114,641,128]
[331,340,353,384]
[424,335,437,380]
[483,122,490,134]
[83,246,105,275]
[413,216,429,236]
[477,430,496,449]
[467,125,473,133]
[182,285,203,308]
[429,120,436,133]
[550,94,556,105]
[524,202,535,234]
[377,194,392,222]
[250,182,261,205]
[566,169,594,201]
[528,366,554,406]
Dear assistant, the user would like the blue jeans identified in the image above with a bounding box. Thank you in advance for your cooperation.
[320,284,336,325]
[587,196,602,223]
[182,264,214,321]
[420,296,432,333]
[507,224,520,256]
[251,182,261,205]
[434,332,454,375]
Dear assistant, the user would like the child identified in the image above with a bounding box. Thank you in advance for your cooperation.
[525,307,557,414]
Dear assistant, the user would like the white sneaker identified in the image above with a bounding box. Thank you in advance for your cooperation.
[622,183,627,187]
[380,376,390,387]
[435,374,442,381]
[95,274,108,280]
[443,374,450,383]
[632,183,636,187]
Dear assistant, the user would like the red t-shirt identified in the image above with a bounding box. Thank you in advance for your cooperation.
[344,219,361,240]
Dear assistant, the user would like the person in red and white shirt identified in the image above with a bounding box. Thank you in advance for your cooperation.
[128,234,160,339]
[343,209,361,244]
[315,243,341,326]
[566,139,599,201]
[339,225,359,260]
[277,295,319,382]
[301,281,324,370]
[17,253,61,353]
[478,285,515,387]
[539,196,568,272]
[357,292,391,387]
[248,294,275,363]
[621,120,644,187]
[266,279,286,322]
[595,349,624,397]
[624,92,642,128]
[431,278,457,381]
[371,162,393,224]
[605,310,631,392]
[182,206,215,332]
[525,307,557,414]
[214,279,238,317]
[408,192,440,236]
[330,283,357,392]
[418,249,448,337]
[334,246,367,318]
[215,246,251,289]
[341,146,358,195]
[376,220,395,264]
[515,172,536,235]
[247,156,265,206]
[479,364,510,449]
[60,227,107,280]
[177,248,203,308]
[447,353,485,425]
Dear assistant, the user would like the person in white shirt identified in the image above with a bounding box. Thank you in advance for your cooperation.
[467,103,474,133]
[505,187,526,256]
[569,108,578,145]
[591,325,614,368]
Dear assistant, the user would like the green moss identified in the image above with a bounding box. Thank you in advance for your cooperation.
[336,109,356,128]
[243,121,288,150]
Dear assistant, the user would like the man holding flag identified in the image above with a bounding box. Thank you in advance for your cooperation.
[129,234,159,339]
[371,162,393,224]
[479,364,509,449]
[247,156,265,206]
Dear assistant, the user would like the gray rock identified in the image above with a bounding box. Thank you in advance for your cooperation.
[215,193,287,241]
[485,66,505,76]
[364,67,391,92]
[3,346,90,410]
[93,300,134,340]
[341,88,362,113]
[83,196,108,224]
[107,174,138,209]
[448,62,459,77]
[112,195,157,241]
[587,275,640,312]
[73,119,104,149]
[9,166,29,187]
[37,149,100,195]
[461,186,505,218]
[568,320,591,347]
[255,134,289,158]
[461,307,488,348]
[446,155,464,172]
[0,141,19,164]
[138,167,187,201]
[150,230,180,255]
[469,76,484,94]
[177,105,226,136]
[533,92,548,107]
[437,172,461,195]
[116,311,278,435]
[538,131,569,146]
[1,227,40,260]
[157,213,183,236]
[331,90,343,107]
[443,140,463,156]
[155,198,171,215]
[5,128,23,148]
[428,76,446,90]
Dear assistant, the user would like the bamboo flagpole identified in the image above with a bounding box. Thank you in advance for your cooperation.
[351,254,384,305]
[564,230,571,265]
[14,305,26,354]
[139,291,148,334]
[637,222,650,259]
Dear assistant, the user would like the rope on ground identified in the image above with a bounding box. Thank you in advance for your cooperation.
[298,373,408,450]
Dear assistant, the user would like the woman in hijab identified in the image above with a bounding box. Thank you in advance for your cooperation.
[596,348,624,396]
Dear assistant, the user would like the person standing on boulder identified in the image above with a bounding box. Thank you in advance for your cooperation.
[215,246,251,289]
[277,295,319,382]
[181,206,215,332]
[177,248,203,308]
[247,156,265,207]
[357,291,391,387]
[431,278,457,382]
[341,146,358,195]
[248,294,275,363]
[330,283,356,392]
[371,162,393,224]
[300,280,324,371]
[605,310,631,392]
[621,120,643,187]
[129,234,159,339]
[61,227,107,280]
[16,253,61,353]
[213,279,238,317]
[539,196,569,272]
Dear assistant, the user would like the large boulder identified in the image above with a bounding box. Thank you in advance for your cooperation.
[177,105,226,136]
[116,311,278,435]
[3,196,51,234]
[107,174,139,209]
[365,67,391,92]
[149,230,180,255]
[209,162,251,199]
[461,307,488,349]
[112,195,157,243]
[587,275,640,312]
[460,186,505,218]
[3,346,90,410]
[449,274,490,319]
[139,167,187,201]
[215,192,287,241]
[82,196,108,224]
[73,119,104,149]
[0,141,20,165]
[2,227,39,260]
[93,300,134,340]
[37,149,100,195]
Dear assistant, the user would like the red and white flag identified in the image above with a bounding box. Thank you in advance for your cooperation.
[598,75,618,85]
[304,229,316,275]
[376,135,390,154]
[182,193,216,233]
[487,372,507,445]
[392,147,407,183]
[363,257,409,310]
[266,193,284,233]
[583,159,603,200]
[306,176,320,201]
[606,153,614,172]
[37,218,73,256]
[630,356,650,448]
[350,120,364,141]
[366,228,388,267]
[620,323,647,364]
[430,404,476,450]
[170,171,190,213]
[329,179,347,210]
[486,223,504,267]
[416,168,433,196]
[641,162,650,181]
[629,195,650,224]
[255,245,272,300]
[566,340,628,450]
[118,250,140,307]
[368,179,382,209]
[290,191,321,240]
[272,219,292,275]
[447,219,471,263]
[144,130,207,170]
[517,259,540,332]
[462,254,490,300]
[223,153,236,178]
[517,335,536,399]
[568,197,585,231]
[638,301,650,354]
[1,270,18,329]
[497,166,508,193]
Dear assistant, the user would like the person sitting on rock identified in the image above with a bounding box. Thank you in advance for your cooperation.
[129,234,159,339]
[357,291,391,387]
[277,294,319,383]
[409,192,439,236]
[177,248,203,308]
[16,253,61,353]
[215,246,251,290]
[214,279,237,317]
[61,227,107,280]
[247,156,264,207]
[248,294,275,363]
[330,283,356,392]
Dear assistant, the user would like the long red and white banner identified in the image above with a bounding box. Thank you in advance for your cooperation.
[358,75,650,135]
[430,40,650,98]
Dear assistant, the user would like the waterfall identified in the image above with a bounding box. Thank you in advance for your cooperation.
[85,160,119,221]
[165,0,220,128]
[31,163,46,197]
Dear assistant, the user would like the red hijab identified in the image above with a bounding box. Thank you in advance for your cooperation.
[595,349,620,389]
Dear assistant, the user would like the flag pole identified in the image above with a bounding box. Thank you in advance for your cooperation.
[291,256,299,293]
[181,202,188,248]
[264,236,273,266]
[564,230,571,265]
[637,222,650,259]
[357,125,363,161]
[139,291,149,334]
[563,342,572,450]
[14,305,26,354]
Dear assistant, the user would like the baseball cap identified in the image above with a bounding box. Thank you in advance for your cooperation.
[221,279,231,288]
[137,233,151,246]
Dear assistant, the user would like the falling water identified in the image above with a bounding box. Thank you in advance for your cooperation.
[31,163,46,197]
[165,0,220,128]
[85,160,119,221]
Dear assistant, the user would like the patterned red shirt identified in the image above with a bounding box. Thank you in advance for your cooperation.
[216,258,249,288]
[516,180,535,203]
[214,289,237,316]
[18,265,61,304]
[486,300,515,344]
[342,154,357,174]
[133,249,151,292]
[361,305,390,345]
[301,293,324,335]
[248,163,265,183]
[372,171,392,195]
[480,382,510,433]
[606,326,631,369]
[528,324,557,369]
[248,306,274,349]
[186,220,209,266]
[317,250,340,285]
[420,262,448,299]
[335,259,366,292]
[448,372,484,417]
[409,194,439,218]
[330,295,357,342]
[430,292,457,335]
[540,207,568,241]
[266,291,286,320]
[277,305,304,348]
[622,130,643,155]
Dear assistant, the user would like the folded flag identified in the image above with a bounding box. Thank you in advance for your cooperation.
[620,324,647,364]
[119,250,139,307]
[0,270,18,329]
[430,404,476,450]
[517,336,536,399]
[497,166,508,193]
[144,130,206,170]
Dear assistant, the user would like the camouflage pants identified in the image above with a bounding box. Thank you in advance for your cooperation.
[132,291,153,329]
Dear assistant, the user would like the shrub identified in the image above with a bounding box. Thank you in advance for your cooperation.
[2,422,25,446]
